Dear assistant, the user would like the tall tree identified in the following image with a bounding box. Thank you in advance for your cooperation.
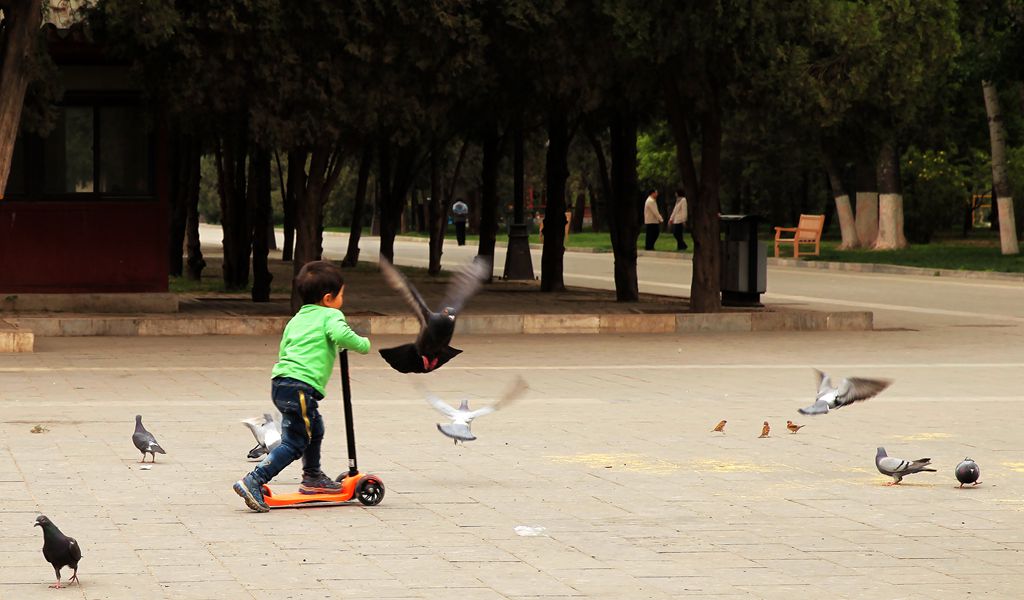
[0,0,43,197]
[982,80,1020,254]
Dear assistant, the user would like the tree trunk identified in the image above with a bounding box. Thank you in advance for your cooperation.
[667,81,722,313]
[377,143,418,264]
[281,150,305,261]
[873,141,908,250]
[477,126,501,274]
[824,154,858,249]
[168,134,189,276]
[249,147,273,302]
[540,108,570,292]
[291,147,328,312]
[587,128,612,234]
[342,145,372,267]
[184,139,205,281]
[982,80,1020,255]
[0,0,42,197]
[606,111,639,302]
[215,133,251,290]
[854,160,879,247]
[571,192,585,233]
[428,150,445,275]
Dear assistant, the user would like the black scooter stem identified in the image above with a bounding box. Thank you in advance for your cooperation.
[339,350,359,477]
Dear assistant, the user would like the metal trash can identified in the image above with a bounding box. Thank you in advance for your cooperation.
[719,214,766,306]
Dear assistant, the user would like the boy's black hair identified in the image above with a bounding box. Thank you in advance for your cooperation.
[295,260,345,305]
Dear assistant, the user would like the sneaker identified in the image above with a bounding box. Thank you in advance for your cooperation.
[299,470,342,494]
[233,474,270,512]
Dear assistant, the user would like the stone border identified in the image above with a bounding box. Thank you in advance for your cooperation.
[3,309,871,351]
[0,293,180,313]
[0,319,34,352]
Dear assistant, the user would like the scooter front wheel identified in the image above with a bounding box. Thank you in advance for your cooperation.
[357,475,385,506]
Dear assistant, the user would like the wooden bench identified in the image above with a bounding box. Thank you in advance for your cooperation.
[774,214,824,258]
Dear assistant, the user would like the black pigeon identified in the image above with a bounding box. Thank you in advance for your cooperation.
[378,257,489,373]
[35,515,81,589]
[955,458,981,488]
[132,415,166,463]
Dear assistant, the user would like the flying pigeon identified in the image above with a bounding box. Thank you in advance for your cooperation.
[132,415,166,463]
[875,447,936,485]
[798,369,892,415]
[955,458,981,488]
[758,422,770,438]
[786,420,804,433]
[420,377,527,443]
[378,257,490,373]
[241,413,282,460]
[711,420,726,433]
[35,515,81,589]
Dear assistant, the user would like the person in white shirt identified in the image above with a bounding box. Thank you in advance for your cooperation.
[643,190,663,250]
[668,190,688,251]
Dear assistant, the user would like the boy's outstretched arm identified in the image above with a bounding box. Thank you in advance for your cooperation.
[325,314,371,354]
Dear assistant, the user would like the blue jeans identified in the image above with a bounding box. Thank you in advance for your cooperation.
[250,377,326,485]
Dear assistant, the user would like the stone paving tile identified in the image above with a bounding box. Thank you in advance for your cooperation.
[2,327,1023,599]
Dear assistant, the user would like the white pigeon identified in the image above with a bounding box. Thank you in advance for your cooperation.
[241,413,282,460]
[419,377,527,444]
[798,369,892,415]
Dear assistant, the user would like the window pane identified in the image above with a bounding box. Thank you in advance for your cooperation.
[100,107,151,194]
[6,136,26,195]
[43,106,94,194]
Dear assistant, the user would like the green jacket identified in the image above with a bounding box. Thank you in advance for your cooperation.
[271,304,371,395]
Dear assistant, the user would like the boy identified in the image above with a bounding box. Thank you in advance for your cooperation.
[234,261,370,513]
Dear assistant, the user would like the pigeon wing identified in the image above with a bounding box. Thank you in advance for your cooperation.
[814,369,832,396]
[834,377,892,407]
[380,258,430,326]
[241,417,266,444]
[798,399,830,415]
[440,258,491,314]
[467,376,528,419]
[419,388,460,419]
[67,536,82,565]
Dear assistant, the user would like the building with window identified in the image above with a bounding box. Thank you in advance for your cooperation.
[0,23,168,294]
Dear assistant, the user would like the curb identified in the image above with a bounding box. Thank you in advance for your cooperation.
[392,235,687,260]
[767,257,1024,282]
[2,309,872,352]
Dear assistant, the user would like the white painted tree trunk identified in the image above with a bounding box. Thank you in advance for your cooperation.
[874,193,908,249]
[855,192,878,246]
[982,80,1020,255]
[834,194,859,249]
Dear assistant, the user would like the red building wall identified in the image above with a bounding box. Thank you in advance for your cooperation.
[0,198,168,293]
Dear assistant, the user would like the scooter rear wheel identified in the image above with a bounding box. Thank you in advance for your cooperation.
[357,476,385,506]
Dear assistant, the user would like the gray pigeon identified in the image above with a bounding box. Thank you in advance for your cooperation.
[241,413,282,460]
[420,377,527,444]
[378,257,490,373]
[875,447,936,484]
[35,515,81,589]
[132,415,166,463]
[798,369,892,415]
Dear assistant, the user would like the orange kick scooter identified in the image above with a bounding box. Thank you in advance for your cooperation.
[261,350,385,508]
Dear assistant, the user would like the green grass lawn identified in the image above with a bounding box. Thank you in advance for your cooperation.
[304,226,1024,273]
[799,239,1024,273]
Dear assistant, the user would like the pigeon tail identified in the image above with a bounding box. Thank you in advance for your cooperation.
[379,343,462,373]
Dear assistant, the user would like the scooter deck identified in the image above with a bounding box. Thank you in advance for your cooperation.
[262,473,361,508]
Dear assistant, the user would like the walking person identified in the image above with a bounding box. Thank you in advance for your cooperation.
[452,199,469,246]
[669,190,688,251]
[643,190,663,250]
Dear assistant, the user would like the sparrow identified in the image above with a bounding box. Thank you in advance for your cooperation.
[711,420,727,433]
[786,420,804,433]
[759,422,770,438]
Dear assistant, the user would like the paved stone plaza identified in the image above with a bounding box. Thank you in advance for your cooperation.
[2,320,1023,599]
